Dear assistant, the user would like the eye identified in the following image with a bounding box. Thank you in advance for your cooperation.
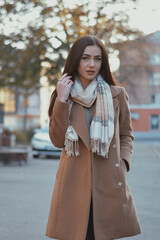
[95,57,102,61]
[81,56,89,60]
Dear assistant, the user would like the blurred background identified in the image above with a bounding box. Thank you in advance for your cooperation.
[0,0,160,144]
[0,1,160,240]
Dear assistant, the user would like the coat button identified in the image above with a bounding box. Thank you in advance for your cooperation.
[115,163,119,167]
[113,144,116,148]
[118,182,123,186]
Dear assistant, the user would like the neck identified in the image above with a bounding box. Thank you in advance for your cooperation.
[79,77,93,90]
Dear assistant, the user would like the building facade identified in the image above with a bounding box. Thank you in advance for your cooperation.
[131,105,160,131]
[0,88,40,131]
[118,31,160,132]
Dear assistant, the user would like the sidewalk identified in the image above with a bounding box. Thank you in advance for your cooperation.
[0,141,160,240]
[133,131,160,141]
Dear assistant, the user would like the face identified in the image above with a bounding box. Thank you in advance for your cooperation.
[78,45,102,88]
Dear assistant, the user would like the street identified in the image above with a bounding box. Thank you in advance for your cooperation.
[0,141,160,240]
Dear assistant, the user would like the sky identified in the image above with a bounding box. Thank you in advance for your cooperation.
[52,0,160,35]
[2,0,160,36]
[109,0,160,70]
[1,0,160,71]
[128,0,160,34]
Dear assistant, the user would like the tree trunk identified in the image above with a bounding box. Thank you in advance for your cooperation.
[23,95,28,131]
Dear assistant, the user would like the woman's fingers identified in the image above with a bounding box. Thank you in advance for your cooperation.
[56,74,73,102]
[60,77,72,84]
[59,73,71,83]
[67,81,74,87]
[58,75,72,85]
[59,73,67,81]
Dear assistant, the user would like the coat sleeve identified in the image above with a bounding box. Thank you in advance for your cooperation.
[119,87,134,172]
[49,98,70,148]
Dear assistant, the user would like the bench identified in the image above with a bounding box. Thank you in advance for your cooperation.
[0,147,29,165]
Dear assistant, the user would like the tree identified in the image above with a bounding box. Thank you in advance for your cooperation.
[0,0,142,86]
[0,27,52,130]
[0,0,143,130]
[40,0,142,83]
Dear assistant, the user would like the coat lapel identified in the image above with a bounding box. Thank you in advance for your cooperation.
[70,102,90,150]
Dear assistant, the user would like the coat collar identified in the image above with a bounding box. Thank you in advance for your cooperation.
[110,85,121,98]
[70,85,121,150]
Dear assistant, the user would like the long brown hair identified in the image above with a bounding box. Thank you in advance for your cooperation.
[48,35,118,117]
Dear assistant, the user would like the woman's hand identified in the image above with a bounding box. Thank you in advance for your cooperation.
[56,73,73,102]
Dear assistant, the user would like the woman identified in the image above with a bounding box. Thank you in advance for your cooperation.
[46,35,141,240]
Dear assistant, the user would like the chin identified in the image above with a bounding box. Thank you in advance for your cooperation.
[87,74,97,80]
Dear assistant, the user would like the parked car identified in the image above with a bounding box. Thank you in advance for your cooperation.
[31,126,61,158]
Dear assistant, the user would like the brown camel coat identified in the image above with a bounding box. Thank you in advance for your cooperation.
[46,86,141,240]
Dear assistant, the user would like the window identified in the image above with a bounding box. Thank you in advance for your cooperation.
[149,73,160,86]
[131,112,139,120]
[149,54,160,65]
[150,115,159,130]
[0,89,16,113]
[150,93,160,104]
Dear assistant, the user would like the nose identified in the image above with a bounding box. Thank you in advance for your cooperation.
[89,59,95,67]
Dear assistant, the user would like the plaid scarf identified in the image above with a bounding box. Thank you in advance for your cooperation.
[64,74,114,158]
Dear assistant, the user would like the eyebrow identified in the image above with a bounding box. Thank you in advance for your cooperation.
[82,54,102,57]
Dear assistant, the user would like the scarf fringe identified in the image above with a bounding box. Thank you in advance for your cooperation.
[64,138,79,157]
[91,139,109,158]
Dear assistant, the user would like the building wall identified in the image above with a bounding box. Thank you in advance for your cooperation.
[118,31,160,105]
[118,31,160,132]
[16,91,40,116]
[40,77,55,127]
[130,106,160,131]
[0,87,40,131]
[4,113,40,131]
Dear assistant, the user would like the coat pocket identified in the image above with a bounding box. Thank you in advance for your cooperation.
[118,157,127,184]
[120,158,127,173]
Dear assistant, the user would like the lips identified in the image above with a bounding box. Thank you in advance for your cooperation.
[86,71,95,74]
